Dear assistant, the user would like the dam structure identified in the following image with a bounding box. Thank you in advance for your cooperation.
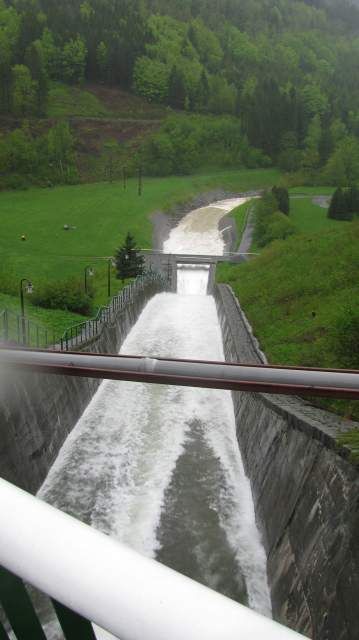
[37,198,272,635]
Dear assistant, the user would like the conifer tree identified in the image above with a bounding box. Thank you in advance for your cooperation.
[115,233,145,281]
[168,65,186,110]
[272,186,290,215]
[328,188,349,220]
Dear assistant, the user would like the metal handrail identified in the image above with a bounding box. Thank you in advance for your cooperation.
[59,271,168,351]
[0,478,304,639]
[0,308,57,348]
[1,348,358,399]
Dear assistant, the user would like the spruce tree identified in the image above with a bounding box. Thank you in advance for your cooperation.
[168,66,186,110]
[328,188,348,220]
[272,186,290,215]
[115,233,145,281]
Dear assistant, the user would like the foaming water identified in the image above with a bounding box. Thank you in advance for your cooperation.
[177,265,210,295]
[39,195,271,631]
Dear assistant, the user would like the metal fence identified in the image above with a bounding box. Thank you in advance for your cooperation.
[0,271,168,352]
[59,271,168,351]
[0,308,59,349]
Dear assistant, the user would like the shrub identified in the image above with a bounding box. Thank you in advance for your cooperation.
[259,211,296,247]
[32,278,93,315]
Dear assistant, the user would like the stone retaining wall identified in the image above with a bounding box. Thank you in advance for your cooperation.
[0,280,163,493]
[214,283,359,640]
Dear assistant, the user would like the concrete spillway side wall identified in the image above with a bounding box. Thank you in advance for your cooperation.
[214,283,359,640]
[0,282,162,494]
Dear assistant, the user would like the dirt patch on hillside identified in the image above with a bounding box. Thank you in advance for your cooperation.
[71,118,159,155]
[85,84,168,120]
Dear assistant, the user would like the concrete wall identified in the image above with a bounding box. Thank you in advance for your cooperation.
[214,283,359,640]
[0,279,164,494]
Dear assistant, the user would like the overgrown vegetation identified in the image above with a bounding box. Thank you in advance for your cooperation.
[253,190,296,248]
[138,115,270,175]
[0,122,77,189]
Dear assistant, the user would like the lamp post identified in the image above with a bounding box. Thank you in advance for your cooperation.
[19,278,33,345]
[84,266,94,294]
[138,166,142,196]
[107,258,115,298]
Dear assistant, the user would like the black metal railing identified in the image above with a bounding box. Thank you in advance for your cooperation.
[0,271,168,352]
[59,271,168,351]
[0,565,97,640]
[0,309,58,349]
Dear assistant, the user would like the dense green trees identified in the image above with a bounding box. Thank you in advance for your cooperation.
[254,190,295,247]
[1,0,359,183]
[0,122,77,188]
[139,115,270,175]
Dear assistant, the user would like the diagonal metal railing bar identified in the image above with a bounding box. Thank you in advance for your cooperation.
[0,478,305,640]
[1,347,358,399]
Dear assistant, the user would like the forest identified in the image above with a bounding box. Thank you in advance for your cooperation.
[1,0,359,183]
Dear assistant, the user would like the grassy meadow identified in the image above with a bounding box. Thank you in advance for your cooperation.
[0,167,279,334]
[217,195,359,424]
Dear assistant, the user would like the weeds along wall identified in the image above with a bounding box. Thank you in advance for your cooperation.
[0,276,167,493]
[214,283,359,640]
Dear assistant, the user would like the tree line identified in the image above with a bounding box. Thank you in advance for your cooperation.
[2,0,359,182]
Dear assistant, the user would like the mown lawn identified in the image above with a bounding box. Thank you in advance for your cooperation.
[0,167,279,330]
[288,188,345,235]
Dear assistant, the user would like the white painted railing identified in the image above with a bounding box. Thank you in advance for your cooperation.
[0,478,305,639]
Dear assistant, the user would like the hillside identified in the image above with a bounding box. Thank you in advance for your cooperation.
[1,0,359,187]
[217,217,359,421]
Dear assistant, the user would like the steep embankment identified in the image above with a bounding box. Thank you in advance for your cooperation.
[217,220,359,425]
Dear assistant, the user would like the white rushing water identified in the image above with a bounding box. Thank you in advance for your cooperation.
[38,197,271,635]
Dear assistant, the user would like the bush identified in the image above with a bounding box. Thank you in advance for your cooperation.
[259,211,296,247]
[32,278,93,315]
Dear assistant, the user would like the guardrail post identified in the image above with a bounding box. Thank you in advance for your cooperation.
[0,566,47,640]
[52,599,97,640]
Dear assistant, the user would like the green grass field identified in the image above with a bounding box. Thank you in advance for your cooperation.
[287,188,346,235]
[217,220,359,424]
[0,292,88,342]
[0,167,279,328]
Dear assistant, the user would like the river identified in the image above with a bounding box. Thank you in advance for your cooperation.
[38,197,271,638]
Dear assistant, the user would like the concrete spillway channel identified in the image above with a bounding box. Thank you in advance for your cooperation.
[36,198,272,639]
